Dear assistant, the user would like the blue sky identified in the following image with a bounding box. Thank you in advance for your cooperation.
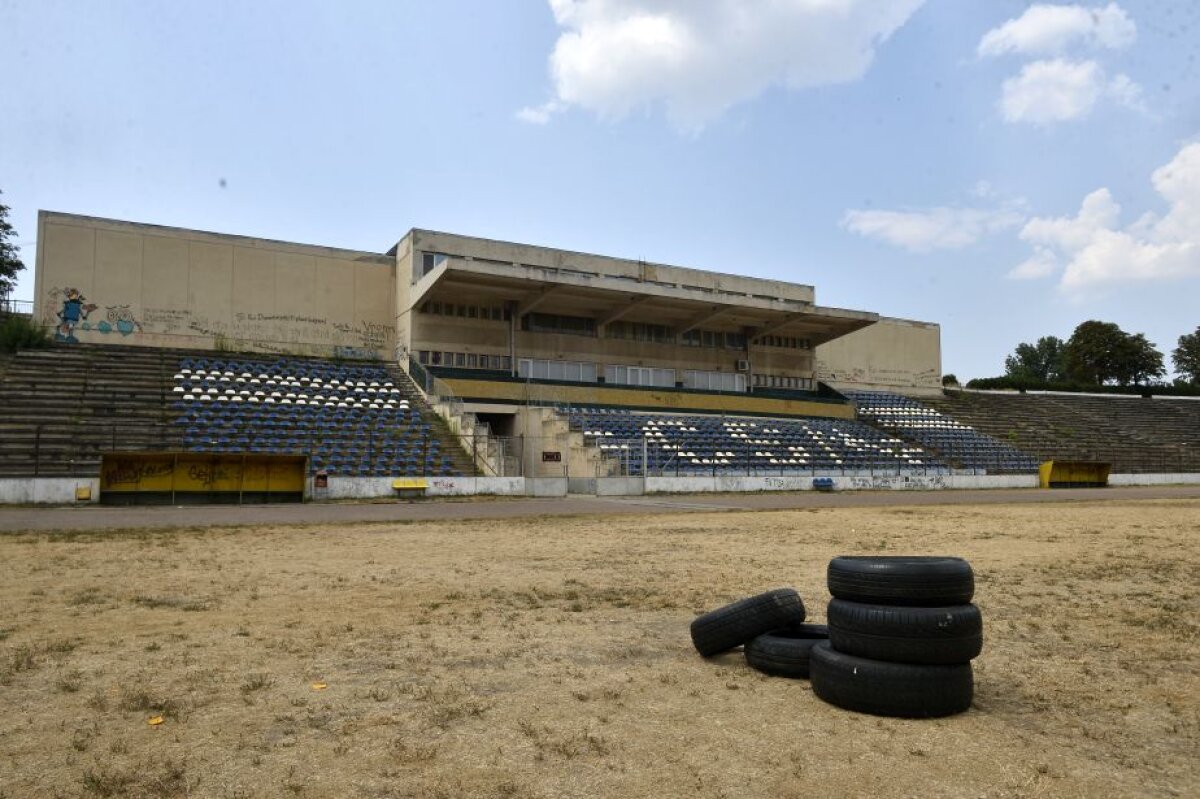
[2,1,1198,380]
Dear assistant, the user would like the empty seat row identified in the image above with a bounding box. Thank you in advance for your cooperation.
[566,409,949,475]
[848,391,1039,474]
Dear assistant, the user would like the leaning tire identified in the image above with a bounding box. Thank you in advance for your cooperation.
[744,624,829,678]
[809,642,973,718]
[826,599,982,664]
[827,556,974,606]
[690,589,807,657]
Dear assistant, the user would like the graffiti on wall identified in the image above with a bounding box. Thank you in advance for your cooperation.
[162,308,395,356]
[51,288,98,343]
[43,288,394,356]
[47,288,145,343]
[848,474,947,491]
[814,359,941,390]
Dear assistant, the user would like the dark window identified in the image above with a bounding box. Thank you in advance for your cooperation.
[523,312,597,337]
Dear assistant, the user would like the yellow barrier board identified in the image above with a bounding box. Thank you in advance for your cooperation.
[392,478,428,490]
[100,453,306,495]
[1039,460,1111,488]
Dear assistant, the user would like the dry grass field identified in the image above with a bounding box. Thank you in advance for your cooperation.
[1,498,1197,799]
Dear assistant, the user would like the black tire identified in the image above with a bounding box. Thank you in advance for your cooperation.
[827,599,982,664]
[744,624,829,678]
[809,642,972,718]
[827,556,974,606]
[690,589,807,657]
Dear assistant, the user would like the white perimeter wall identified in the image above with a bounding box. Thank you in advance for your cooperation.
[0,478,101,505]
[3,473,1199,504]
[1108,473,1200,486]
[644,474,1039,493]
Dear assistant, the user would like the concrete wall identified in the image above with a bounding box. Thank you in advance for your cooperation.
[817,317,942,395]
[409,229,815,303]
[35,212,397,358]
[1108,473,1200,486]
[526,477,569,497]
[319,475,524,499]
[645,473,1038,493]
[0,478,101,504]
[393,234,415,361]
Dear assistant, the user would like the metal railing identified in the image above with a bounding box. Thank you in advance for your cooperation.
[0,298,34,316]
[405,358,509,476]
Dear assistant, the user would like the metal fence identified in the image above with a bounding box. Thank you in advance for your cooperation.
[0,298,34,316]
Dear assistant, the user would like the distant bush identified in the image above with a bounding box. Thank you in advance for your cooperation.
[962,375,1200,397]
[0,315,50,354]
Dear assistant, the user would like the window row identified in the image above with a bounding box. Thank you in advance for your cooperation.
[752,374,814,390]
[683,370,747,393]
[518,358,598,382]
[606,321,673,344]
[523,312,596,336]
[680,329,747,350]
[416,351,513,371]
[417,303,812,353]
[758,335,812,350]
[419,301,512,322]
[509,358,754,393]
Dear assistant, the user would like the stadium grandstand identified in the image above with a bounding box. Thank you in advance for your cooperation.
[1,211,1197,503]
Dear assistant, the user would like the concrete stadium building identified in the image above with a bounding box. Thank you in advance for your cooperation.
[9,211,1197,504]
[34,211,942,422]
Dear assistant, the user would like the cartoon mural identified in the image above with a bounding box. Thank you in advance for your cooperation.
[54,288,98,343]
[48,289,145,342]
[91,305,143,336]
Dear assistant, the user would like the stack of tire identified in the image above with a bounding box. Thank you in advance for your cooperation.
[689,588,829,678]
[810,556,981,718]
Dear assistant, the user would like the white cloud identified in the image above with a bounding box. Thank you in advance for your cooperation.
[522,0,926,130]
[978,2,1136,58]
[1013,142,1200,291]
[841,206,1024,253]
[998,58,1142,125]
[516,100,565,125]
[1009,247,1060,279]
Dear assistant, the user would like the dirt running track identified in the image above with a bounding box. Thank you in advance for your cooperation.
[0,485,1198,532]
[0,496,1197,798]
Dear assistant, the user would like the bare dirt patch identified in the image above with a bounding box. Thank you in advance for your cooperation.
[0,499,1196,798]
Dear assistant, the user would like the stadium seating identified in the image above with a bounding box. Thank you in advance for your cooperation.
[847,391,1040,474]
[172,356,460,476]
[923,391,1200,474]
[0,343,470,478]
[565,408,949,475]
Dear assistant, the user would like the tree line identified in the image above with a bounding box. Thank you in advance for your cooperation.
[964,321,1200,392]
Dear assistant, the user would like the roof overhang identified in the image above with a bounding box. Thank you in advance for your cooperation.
[411,258,877,345]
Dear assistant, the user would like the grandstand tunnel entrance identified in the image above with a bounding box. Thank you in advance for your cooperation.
[475,412,517,437]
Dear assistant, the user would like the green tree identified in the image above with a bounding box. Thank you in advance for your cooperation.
[0,190,25,298]
[1173,327,1200,385]
[1119,332,1165,386]
[1004,336,1066,382]
[1064,321,1164,386]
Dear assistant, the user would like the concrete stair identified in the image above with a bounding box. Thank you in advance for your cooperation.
[924,391,1200,474]
[0,343,476,478]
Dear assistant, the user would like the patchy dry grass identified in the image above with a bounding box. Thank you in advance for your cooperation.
[0,499,1197,798]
